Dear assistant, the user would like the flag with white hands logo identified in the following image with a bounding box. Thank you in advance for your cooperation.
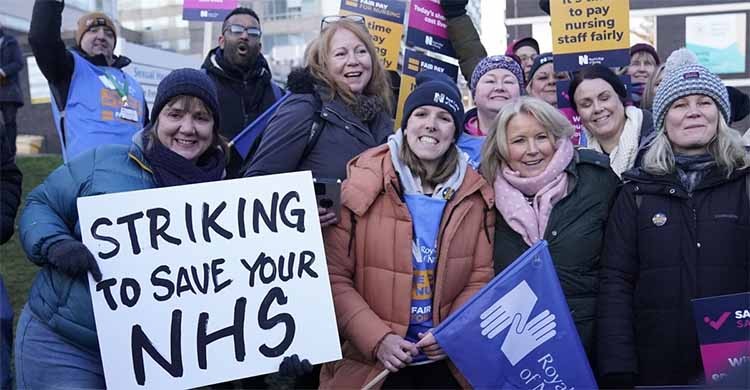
[433,241,596,388]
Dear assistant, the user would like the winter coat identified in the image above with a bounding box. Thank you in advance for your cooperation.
[320,144,495,389]
[0,30,24,105]
[492,149,620,363]
[244,68,394,180]
[445,14,487,83]
[201,47,282,140]
[19,136,156,352]
[597,166,750,386]
[0,138,22,244]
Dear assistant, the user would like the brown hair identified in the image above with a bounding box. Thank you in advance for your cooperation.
[148,95,229,161]
[641,63,666,111]
[399,112,459,187]
[305,19,392,112]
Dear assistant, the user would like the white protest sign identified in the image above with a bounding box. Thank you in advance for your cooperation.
[77,171,341,389]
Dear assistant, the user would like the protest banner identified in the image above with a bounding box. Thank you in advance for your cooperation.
[550,0,630,72]
[434,241,596,389]
[395,48,459,129]
[339,0,407,71]
[692,293,750,386]
[182,0,237,22]
[405,0,456,58]
[78,172,341,389]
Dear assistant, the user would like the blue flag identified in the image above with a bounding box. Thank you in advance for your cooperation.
[229,92,291,160]
[433,241,596,389]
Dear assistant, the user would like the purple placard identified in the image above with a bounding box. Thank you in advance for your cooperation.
[692,292,750,385]
[183,0,237,21]
[406,0,456,58]
[408,0,449,39]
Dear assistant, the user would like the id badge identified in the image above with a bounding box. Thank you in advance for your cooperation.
[119,106,139,122]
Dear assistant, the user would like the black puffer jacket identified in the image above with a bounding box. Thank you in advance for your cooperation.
[244,68,394,180]
[492,149,620,364]
[1,139,22,244]
[202,47,282,140]
[598,166,750,386]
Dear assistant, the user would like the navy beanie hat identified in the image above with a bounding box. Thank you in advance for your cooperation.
[401,71,465,135]
[151,68,220,129]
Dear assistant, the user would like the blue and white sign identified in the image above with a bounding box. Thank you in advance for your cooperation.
[686,13,747,74]
[433,241,596,388]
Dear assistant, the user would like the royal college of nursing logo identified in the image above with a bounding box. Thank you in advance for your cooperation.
[479,281,557,365]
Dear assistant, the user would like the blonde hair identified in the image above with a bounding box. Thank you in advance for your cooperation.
[641,63,666,111]
[149,95,229,160]
[642,115,749,177]
[480,96,574,183]
[304,19,392,113]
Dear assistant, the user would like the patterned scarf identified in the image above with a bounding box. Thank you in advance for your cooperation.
[674,153,714,193]
[493,139,574,246]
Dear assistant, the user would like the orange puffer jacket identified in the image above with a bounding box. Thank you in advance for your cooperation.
[320,144,495,389]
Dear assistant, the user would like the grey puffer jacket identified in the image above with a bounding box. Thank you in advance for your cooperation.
[244,68,394,180]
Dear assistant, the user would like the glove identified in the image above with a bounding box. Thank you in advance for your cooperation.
[278,354,313,378]
[47,239,102,282]
[439,0,468,19]
[599,373,635,389]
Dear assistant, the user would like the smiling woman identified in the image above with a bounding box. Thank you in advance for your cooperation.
[320,71,494,388]
[597,60,750,387]
[481,96,620,365]
[569,64,655,177]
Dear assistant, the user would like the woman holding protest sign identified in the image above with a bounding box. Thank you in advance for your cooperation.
[321,71,494,388]
[480,96,619,362]
[569,64,655,177]
[14,69,307,388]
[456,55,525,168]
[597,61,750,387]
[243,17,393,227]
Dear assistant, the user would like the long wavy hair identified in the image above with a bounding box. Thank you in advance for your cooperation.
[304,19,392,113]
[642,114,749,177]
[480,96,575,183]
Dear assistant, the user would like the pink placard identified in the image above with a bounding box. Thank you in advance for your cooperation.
[408,0,449,40]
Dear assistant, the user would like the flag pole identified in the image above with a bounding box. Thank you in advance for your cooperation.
[362,369,389,390]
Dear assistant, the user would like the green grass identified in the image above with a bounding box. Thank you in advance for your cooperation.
[1,155,63,330]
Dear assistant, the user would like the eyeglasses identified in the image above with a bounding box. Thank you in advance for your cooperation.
[320,15,366,31]
[223,24,262,38]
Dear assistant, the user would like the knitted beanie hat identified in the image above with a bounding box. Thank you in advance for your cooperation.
[652,62,730,131]
[527,52,554,81]
[76,12,117,48]
[151,68,220,128]
[402,71,465,135]
[470,55,525,96]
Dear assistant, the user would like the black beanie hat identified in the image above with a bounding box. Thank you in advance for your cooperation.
[151,68,220,129]
[527,52,554,81]
[401,71,465,135]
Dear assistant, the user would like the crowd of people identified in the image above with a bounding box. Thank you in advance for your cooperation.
[1,0,750,388]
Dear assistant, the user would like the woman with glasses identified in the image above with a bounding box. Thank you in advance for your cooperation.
[244,17,393,228]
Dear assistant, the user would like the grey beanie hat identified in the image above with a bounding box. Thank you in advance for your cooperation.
[652,63,730,132]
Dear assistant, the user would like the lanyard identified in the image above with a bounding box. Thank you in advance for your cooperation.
[104,71,130,106]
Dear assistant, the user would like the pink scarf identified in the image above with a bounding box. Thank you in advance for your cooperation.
[493,139,574,246]
[464,116,484,136]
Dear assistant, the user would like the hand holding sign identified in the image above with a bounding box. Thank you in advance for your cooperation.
[48,239,103,282]
[376,334,418,372]
[500,310,557,366]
